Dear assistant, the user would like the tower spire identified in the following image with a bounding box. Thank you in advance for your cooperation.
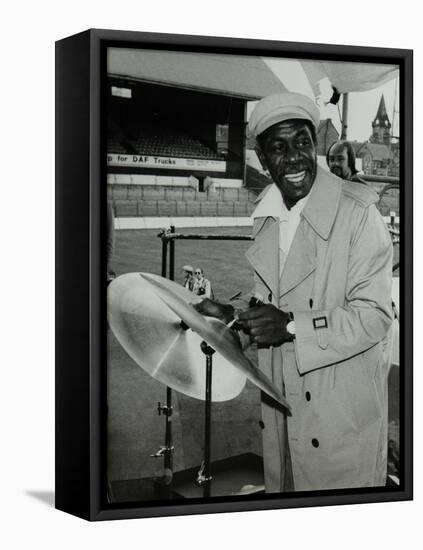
[373,95,388,123]
[370,94,391,145]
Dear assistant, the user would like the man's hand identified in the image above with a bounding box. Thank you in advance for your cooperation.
[237,304,292,347]
[193,298,234,324]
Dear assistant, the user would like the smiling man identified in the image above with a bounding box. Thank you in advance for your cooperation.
[197,92,393,493]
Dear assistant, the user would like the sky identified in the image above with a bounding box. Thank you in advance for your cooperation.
[256,58,400,143]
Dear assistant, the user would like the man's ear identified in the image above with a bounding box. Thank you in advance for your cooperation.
[255,144,268,172]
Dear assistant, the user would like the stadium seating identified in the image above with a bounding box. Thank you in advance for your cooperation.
[114,200,138,217]
[233,202,250,216]
[199,202,218,216]
[108,138,128,154]
[108,184,259,219]
[221,202,239,216]
[220,188,239,201]
[139,186,166,201]
[110,186,129,200]
[137,201,159,217]
[132,125,224,160]
[157,200,177,217]
[127,186,143,200]
[107,119,258,219]
[108,117,225,161]
[185,201,202,216]
[176,201,188,216]
[162,187,185,202]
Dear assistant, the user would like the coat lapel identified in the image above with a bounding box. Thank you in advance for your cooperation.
[279,222,316,297]
[279,168,341,296]
[247,167,342,299]
[245,217,279,298]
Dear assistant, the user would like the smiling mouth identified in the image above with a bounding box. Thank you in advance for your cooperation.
[283,170,306,184]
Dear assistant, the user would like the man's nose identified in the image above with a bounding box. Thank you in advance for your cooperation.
[286,145,300,163]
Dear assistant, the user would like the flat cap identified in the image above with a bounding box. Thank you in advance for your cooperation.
[182,265,193,273]
[249,92,320,139]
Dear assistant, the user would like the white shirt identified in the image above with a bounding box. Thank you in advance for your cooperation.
[252,184,309,275]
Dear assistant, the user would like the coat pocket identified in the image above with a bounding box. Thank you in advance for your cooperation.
[358,347,383,416]
[333,354,382,432]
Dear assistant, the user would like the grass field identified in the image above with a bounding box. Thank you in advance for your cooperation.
[113,226,257,302]
[112,224,399,284]
[108,224,400,486]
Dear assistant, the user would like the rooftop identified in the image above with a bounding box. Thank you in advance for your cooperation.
[108,48,287,100]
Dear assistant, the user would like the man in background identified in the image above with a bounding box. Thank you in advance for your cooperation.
[193,267,213,299]
[326,140,367,184]
[182,265,194,291]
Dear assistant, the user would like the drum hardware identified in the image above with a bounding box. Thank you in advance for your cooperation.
[196,461,212,487]
[157,402,173,416]
[108,271,290,499]
[160,227,174,487]
[195,340,215,497]
[150,445,174,458]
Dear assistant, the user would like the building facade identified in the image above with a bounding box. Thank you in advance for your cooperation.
[356,94,399,177]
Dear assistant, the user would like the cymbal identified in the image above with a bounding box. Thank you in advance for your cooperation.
[142,273,289,409]
[108,272,289,410]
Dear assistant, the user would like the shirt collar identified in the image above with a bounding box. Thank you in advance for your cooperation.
[251,165,342,240]
[251,183,309,221]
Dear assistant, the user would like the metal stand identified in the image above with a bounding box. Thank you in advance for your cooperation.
[155,225,253,497]
[150,393,174,482]
[150,226,175,490]
[197,341,215,498]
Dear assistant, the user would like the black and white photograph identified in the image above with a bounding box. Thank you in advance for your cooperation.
[105,45,403,504]
[3,0,421,542]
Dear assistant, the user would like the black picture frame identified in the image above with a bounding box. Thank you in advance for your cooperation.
[55,28,413,521]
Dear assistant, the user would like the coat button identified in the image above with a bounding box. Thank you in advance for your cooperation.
[305,391,311,401]
[259,420,265,429]
[311,438,319,448]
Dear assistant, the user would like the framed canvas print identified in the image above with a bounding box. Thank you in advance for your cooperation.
[55,29,413,521]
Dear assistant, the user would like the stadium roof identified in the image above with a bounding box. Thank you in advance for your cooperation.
[108,48,287,100]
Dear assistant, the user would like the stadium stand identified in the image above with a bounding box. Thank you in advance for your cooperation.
[108,117,225,161]
[108,185,257,203]
[106,116,260,221]
[112,199,257,219]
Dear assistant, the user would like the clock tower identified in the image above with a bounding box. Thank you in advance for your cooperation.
[370,94,391,145]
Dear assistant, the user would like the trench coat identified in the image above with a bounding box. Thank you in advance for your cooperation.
[245,166,393,492]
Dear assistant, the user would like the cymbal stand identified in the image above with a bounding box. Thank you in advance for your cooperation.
[150,390,174,486]
[197,341,215,498]
[150,226,176,489]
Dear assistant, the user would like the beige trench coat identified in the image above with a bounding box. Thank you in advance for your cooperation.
[245,166,393,492]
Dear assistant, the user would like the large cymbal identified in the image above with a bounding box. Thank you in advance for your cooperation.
[142,273,289,409]
[108,273,245,401]
[108,272,289,409]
